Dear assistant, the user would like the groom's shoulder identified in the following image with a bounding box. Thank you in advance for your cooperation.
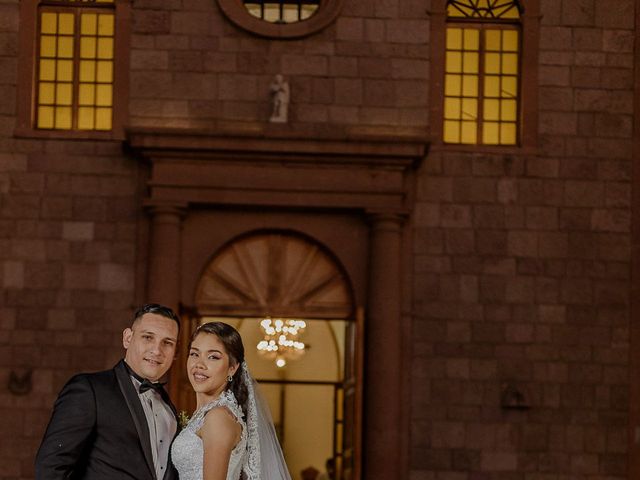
[64,362,121,390]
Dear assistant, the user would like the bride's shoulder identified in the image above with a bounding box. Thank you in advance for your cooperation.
[198,391,243,423]
[198,404,242,447]
[201,402,240,428]
[218,390,245,420]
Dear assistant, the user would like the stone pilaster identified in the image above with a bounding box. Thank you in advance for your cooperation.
[364,212,404,479]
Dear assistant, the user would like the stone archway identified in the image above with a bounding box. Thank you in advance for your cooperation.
[189,230,359,479]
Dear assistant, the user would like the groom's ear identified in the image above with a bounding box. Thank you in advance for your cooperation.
[122,327,133,349]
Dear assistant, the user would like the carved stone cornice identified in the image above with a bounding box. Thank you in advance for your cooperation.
[126,127,428,214]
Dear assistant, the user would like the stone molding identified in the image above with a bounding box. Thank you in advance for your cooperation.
[126,127,428,213]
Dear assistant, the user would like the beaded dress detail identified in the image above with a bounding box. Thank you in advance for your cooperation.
[171,390,247,480]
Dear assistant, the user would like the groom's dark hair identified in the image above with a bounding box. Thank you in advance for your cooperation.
[132,303,181,330]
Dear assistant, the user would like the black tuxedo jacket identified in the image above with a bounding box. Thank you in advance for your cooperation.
[35,360,179,480]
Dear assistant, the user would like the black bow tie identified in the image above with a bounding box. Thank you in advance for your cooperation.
[124,362,167,395]
[138,379,166,395]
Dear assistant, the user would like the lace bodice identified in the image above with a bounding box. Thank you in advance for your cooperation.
[171,391,247,480]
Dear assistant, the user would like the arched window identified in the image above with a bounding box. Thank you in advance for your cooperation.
[243,0,321,24]
[217,0,344,38]
[443,0,523,145]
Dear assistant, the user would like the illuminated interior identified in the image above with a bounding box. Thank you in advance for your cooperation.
[244,0,320,24]
[36,1,114,131]
[444,0,521,145]
[200,316,348,478]
[191,230,357,478]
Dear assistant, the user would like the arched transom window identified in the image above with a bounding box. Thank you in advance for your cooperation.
[196,231,353,319]
[243,0,320,24]
[444,0,523,145]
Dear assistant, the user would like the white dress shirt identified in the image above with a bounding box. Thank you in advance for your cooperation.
[130,375,177,479]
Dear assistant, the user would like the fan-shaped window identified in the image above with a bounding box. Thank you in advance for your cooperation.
[196,231,353,319]
[448,0,522,19]
[444,0,523,145]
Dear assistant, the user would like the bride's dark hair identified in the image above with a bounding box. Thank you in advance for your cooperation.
[190,322,249,418]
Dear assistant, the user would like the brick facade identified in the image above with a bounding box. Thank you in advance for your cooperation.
[410,1,634,478]
[0,0,637,479]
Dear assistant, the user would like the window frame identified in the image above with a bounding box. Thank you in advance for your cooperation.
[430,0,539,153]
[443,22,521,146]
[16,0,130,140]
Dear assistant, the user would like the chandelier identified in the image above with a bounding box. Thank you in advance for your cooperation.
[256,318,307,368]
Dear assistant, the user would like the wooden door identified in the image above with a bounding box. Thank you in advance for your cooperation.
[338,307,364,480]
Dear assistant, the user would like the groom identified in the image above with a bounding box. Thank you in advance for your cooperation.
[35,304,181,480]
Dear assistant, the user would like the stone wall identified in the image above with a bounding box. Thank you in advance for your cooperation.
[0,145,141,478]
[0,4,142,476]
[127,0,429,134]
[410,1,634,478]
[0,0,636,479]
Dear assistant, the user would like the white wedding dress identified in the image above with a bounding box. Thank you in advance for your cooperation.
[171,390,248,480]
[171,363,291,480]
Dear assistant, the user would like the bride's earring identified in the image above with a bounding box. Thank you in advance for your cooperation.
[227,374,233,383]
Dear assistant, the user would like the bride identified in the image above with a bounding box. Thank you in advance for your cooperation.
[171,322,291,480]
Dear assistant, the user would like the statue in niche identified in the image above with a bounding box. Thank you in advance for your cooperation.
[269,74,290,123]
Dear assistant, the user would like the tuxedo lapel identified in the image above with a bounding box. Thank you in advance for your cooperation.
[158,386,178,419]
[114,360,156,480]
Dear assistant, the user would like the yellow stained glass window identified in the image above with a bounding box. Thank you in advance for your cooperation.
[443,27,480,145]
[35,1,115,132]
[444,0,521,146]
[38,106,54,129]
[95,107,111,130]
[39,59,56,81]
[96,61,113,82]
[482,28,519,145]
[78,107,94,129]
[79,60,96,82]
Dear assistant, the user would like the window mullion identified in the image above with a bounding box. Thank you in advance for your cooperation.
[478,25,486,145]
[72,7,81,131]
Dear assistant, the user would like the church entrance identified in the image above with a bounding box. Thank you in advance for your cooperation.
[174,231,362,480]
[127,126,425,478]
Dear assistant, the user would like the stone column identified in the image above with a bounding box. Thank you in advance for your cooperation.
[364,212,404,479]
[146,204,185,313]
